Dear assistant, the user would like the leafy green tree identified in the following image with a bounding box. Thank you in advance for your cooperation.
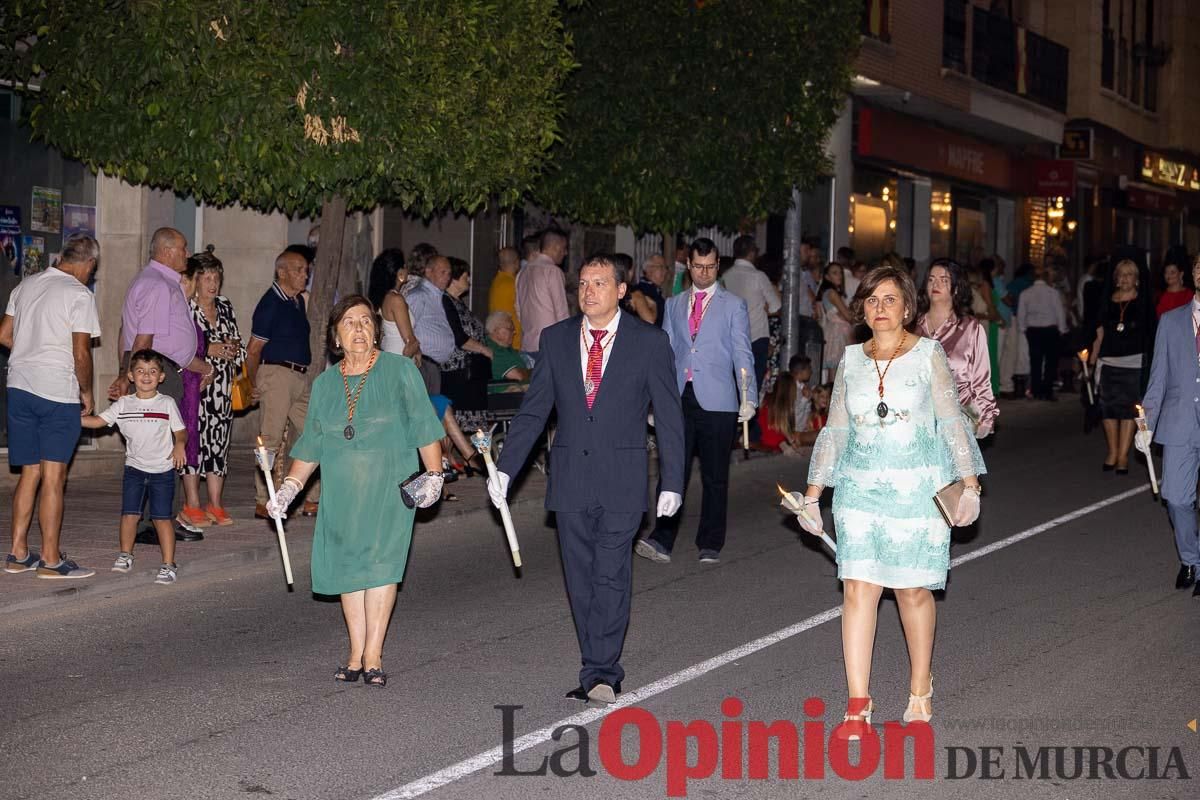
[535,0,860,233]
[1,0,574,366]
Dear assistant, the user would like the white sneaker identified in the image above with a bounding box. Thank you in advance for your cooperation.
[112,552,134,573]
[154,563,177,585]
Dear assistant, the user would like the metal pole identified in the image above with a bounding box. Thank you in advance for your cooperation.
[781,186,802,366]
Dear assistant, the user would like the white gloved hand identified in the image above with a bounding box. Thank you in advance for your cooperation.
[974,420,993,440]
[1134,429,1152,455]
[737,401,756,424]
[656,491,682,517]
[266,476,302,520]
[487,471,511,509]
[781,492,824,535]
[954,490,981,527]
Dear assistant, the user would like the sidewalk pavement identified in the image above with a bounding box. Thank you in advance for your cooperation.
[0,446,546,616]
[0,396,1060,616]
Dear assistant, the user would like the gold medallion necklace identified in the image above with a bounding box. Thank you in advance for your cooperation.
[340,349,379,440]
[869,331,907,419]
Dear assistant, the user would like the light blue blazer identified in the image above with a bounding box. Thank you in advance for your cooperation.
[662,286,755,413]
[1143,302,1200,446]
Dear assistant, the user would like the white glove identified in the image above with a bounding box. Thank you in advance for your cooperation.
[954,490,981,527]
[781,492,824,535]
[737,401,756,424]
[656,491,682,517]
[266,476,302,520]
[487,471,511,509]
[974,420,993,440]
[1134,429,1152,455]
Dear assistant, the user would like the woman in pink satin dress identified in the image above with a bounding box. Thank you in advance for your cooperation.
[915,258,998,439]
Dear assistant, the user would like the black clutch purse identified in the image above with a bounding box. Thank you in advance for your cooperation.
[399,470,444,509]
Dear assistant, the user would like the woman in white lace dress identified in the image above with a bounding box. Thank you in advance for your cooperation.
[785,266,986,733]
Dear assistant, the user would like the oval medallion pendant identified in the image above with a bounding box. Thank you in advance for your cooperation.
[1116,322,1125,332]
[876,401,889,419]
[344,424,355,440]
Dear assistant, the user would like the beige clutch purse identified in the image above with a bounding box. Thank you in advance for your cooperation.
[933,481,966,528]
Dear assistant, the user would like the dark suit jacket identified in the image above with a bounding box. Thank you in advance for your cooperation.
[497,311,685,513]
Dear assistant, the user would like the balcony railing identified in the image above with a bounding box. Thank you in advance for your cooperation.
[966,5,1069,113]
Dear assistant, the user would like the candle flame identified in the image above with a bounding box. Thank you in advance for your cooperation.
[1135,404,1144,415]
[1077,350,1088,359]
[256,435,264,447]
[776,483,787,497]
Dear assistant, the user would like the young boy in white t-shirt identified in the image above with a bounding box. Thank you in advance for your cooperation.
[82,349,186,585]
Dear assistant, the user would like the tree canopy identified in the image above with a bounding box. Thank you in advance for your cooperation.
[1,0,575,217]
[534,0,860,233]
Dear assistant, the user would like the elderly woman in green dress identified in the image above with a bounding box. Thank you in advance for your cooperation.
[784,266,985,733]
[266,295,445,687]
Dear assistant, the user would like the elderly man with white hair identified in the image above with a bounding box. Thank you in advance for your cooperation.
[626,255,668,327]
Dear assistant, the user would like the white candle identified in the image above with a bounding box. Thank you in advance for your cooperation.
[1077,351,1094,405]
[255,437,295,586]
[472,429,522,568]
[777,484,837,554]
[739,368,751,454]
[1134,405,1159,496]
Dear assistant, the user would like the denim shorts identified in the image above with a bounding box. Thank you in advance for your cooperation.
[121,466,176,519]
[6,388,82,466]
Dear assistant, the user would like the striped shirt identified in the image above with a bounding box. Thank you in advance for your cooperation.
[407,277,456,364]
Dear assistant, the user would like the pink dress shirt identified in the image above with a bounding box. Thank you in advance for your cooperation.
[120,260,198,368]
[515,253,569,352]
[917,312,998,427]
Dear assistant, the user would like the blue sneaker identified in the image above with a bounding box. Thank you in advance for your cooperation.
[4,551,40,574]
[35,554,95,580]
[698,549,721,564]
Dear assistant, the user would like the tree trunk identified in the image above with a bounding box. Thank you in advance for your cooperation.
[305,194,348,386]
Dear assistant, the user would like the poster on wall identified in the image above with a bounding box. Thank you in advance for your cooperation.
[31,186,62,234]
[62,204,96,239]
[0,205,20,274]
[21,235,45,275]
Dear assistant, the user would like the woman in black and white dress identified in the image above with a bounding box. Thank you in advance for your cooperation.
[182,247,245,525]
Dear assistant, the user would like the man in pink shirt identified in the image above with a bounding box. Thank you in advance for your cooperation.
[515,229,569,358]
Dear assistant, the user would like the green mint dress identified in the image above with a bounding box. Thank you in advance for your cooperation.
[290,352,444,595]
[808,337,986,590]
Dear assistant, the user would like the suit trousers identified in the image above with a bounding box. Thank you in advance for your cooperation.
[1025,326,1060,398]
[650,383,737,554]
[557,506,642,688]
[1162,443,1200,567]
[255,365,319,505]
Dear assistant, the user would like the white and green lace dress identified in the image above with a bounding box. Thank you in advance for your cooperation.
[807,337,986,590]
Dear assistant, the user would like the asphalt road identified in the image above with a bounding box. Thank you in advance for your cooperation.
[2,401,1197,800]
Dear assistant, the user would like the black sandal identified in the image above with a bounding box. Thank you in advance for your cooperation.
[363,668,388,687]
[335,665,363,683]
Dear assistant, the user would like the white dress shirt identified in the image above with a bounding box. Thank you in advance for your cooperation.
[579,309,621,382]
[721,259,781,341]
[1017,280,1067,334]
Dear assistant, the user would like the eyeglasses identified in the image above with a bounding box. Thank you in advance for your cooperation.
[690,262,719,272]
[864,295,899,309]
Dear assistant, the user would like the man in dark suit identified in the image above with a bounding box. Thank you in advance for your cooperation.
[489,253,685,703]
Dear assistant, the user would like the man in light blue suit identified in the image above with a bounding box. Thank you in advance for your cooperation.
[637,238,756,565]
[1137,255,1200,594]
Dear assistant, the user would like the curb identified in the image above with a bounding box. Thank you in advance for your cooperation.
[0,452,788,617]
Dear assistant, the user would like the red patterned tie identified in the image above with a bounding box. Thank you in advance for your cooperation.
[586,329,606,408]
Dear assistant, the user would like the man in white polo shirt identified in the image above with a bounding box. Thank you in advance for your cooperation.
[0,234,102,579]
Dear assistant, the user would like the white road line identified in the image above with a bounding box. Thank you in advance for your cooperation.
[370,484,1151,800]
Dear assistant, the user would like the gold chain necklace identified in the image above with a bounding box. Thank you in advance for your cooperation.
[869,331,907,419]
[339,350,379,440]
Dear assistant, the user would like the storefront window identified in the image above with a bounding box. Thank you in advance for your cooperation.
[930,184,953,259]
[0,91,98,450]
[849,171,899,264]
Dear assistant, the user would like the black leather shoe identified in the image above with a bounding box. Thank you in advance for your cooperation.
[1176,564,1196,589]
[566,681,622,701]
[134,525,203,544]
[1102,463,1116,472]
[1194,581,1200,597]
